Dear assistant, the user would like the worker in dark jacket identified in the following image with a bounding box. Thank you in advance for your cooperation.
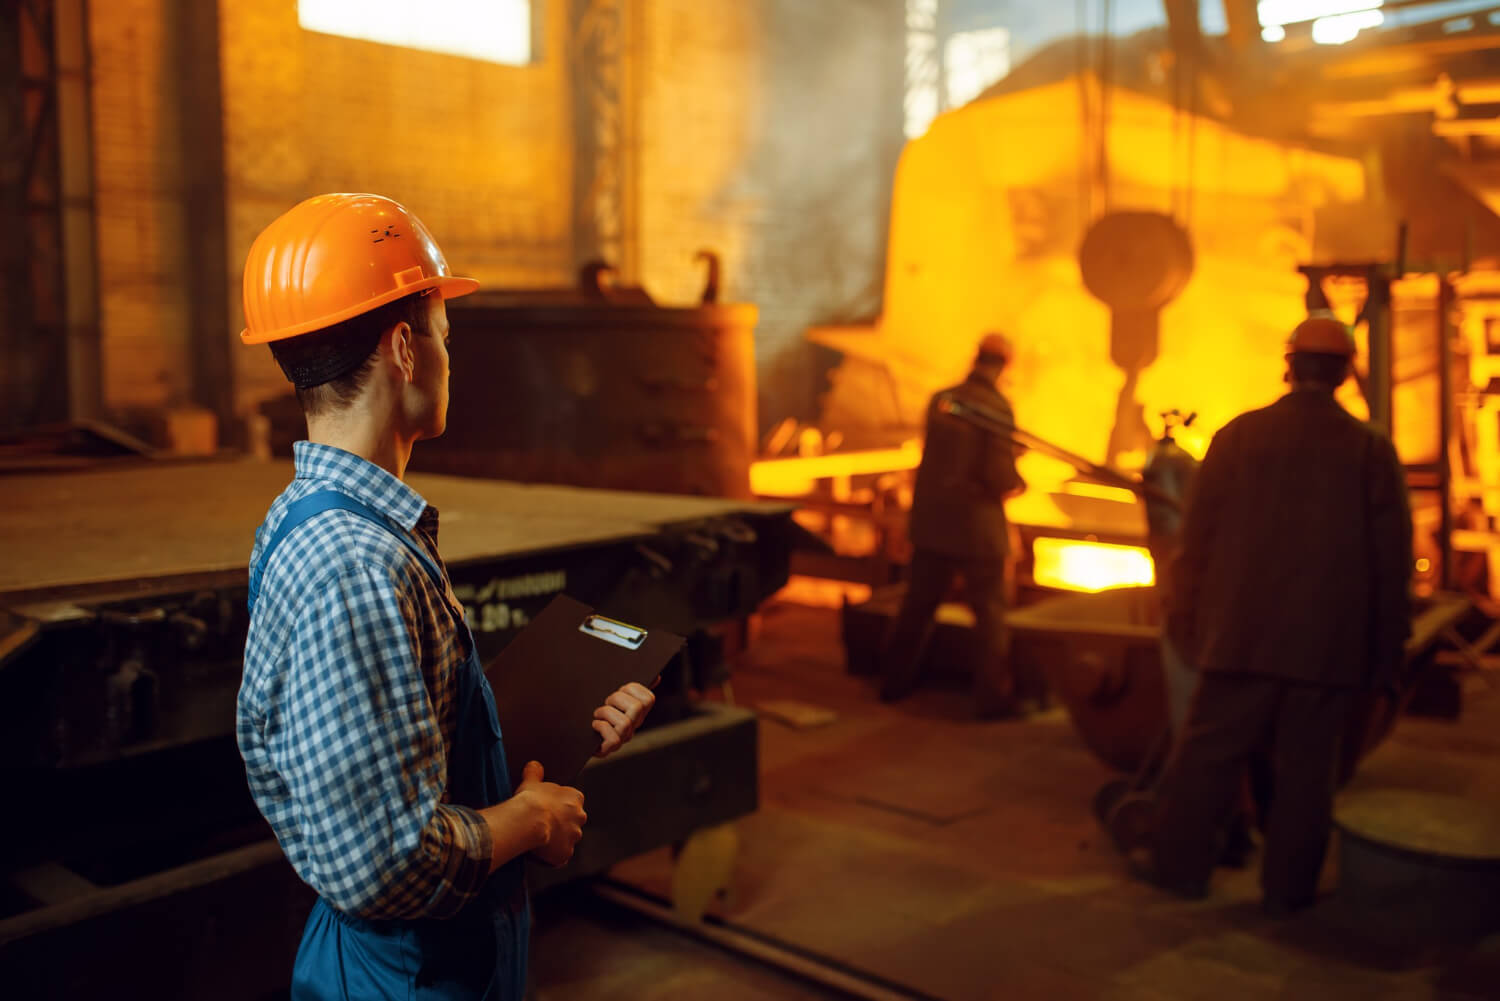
[1143,313,1413,914]
[880,333,1027,716]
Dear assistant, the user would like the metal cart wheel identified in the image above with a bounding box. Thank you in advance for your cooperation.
[1105,792,1156,853]
[1093,777,1132,828]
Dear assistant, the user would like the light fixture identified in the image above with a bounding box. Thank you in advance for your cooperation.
[1258,0,1382,25]
[1311,8,1385,43]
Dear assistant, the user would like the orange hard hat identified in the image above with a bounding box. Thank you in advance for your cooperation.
[241,193,479,345]
[976,332,1014,364]
[1287,314,1356,357]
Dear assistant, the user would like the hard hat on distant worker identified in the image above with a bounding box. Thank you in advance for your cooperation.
[240,193,479,345]
[1287,313,1356,358]
[976,332,1014,366]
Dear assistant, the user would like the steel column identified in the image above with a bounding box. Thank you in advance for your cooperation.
[570,0,637,278]
[1438,276,1456,590]
[1366,268,1395,434]
[0,0,99,430]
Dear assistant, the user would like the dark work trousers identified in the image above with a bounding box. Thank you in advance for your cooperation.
[880,550,1012,708]
[1149,673,1353,906]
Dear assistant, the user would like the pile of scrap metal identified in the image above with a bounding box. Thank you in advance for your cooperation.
[0,456,803,998]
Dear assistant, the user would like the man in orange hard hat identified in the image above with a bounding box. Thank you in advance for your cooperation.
[235,194,655,1000]
[1138,312,1412,914]
[880,332,1028,716]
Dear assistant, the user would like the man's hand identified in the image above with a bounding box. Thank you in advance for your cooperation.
[592,681,656,758]
[515,760,586,868]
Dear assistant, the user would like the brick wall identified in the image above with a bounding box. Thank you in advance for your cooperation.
[83,0,902,436]
[219,0,576,416]
[634,0,905,434]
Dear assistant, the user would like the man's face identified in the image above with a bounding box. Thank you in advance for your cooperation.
[410,294,451,439]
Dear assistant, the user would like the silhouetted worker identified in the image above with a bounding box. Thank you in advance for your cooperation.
[881,333,1026,717]
[1142,313,1412,914]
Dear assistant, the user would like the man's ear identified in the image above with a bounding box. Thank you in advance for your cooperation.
[387,321,416,383]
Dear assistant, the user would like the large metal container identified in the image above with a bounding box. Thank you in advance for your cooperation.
[413,288,759,498]
[1334,789,1500,944]
[1006,586,1471,779]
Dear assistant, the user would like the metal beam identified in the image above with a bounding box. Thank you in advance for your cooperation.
[1162,0,1203,61]
[570,0,638,279]
[0,3,33,430]
[1221,0,1262,51]
[1434,117,1500,137]
[54,0,100,422]
[0,0,100,430]
[170,0,231,428]
[1438,276,1455,591]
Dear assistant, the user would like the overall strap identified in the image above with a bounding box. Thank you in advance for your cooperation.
[247,489,445,612]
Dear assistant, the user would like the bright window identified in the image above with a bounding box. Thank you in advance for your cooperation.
[944,27,1011,109]
[298,0,531,65]
[1258,0,1384,45]
[1258,0,1381,24]
[904,0,940,139]
[1310,8,1385,43]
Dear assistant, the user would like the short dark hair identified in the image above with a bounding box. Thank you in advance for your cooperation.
[269,293,431,417]
[1288,352,1350,389]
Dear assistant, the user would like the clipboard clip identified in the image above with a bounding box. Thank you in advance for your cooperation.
[580,614,647,650]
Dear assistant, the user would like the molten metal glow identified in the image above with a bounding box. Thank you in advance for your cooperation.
[774,575,873,609]
[1058,481,1142,505]
[1032,538,1156,593]
[749,443,923,497]
[854,78,1368,475]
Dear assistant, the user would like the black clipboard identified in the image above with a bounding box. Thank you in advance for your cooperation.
[483,593,684,791]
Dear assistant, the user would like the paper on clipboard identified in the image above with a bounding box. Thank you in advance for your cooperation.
[483,593,684,791]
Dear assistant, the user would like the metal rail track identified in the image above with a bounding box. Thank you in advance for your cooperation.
[591,879,951,1001]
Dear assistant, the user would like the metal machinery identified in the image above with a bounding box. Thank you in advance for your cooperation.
[1014,585,1472,846]
[408,260,758,500]
[0,458,803,998]
[1077,211,1196,469]
[838,400,1188,684]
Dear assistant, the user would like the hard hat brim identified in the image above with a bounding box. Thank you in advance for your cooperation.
[240,275,479,345]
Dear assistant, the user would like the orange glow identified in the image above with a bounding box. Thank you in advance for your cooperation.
[749,443,922,496]
[813,75,1367,474]
[1057,481,1142,505]
[774,575,873,609]
[1032,537,1156,593]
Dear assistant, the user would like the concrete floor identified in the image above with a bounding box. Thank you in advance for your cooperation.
[532,599,1500,1001]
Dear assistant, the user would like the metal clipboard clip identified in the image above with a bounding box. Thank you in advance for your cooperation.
[580,614,647,650]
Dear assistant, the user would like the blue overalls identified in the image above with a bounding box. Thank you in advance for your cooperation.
[248,490,530,1001]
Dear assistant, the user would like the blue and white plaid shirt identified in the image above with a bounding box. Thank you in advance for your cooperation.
[238,442,493,920]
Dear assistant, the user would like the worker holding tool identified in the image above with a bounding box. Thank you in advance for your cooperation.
[236,193,656,1000]
[1138,313,1412,914]
[880,332,1027,717]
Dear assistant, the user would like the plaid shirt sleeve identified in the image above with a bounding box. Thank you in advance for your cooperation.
[262,561,493,919]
